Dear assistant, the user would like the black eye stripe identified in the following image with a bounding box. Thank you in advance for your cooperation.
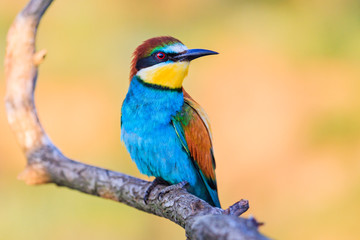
[135,52,178,71]
[135,55,159,70]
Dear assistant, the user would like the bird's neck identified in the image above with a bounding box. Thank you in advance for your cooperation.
[123,76,184,125]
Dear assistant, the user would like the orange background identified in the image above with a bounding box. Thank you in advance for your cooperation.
[1,0,360,239]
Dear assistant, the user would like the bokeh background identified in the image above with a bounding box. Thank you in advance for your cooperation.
[1,0,360,239]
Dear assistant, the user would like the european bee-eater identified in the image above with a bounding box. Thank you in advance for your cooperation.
[121,36,220,207]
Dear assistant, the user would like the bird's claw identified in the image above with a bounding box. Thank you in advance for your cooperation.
[144,178,168,204]
[158,181,189,200]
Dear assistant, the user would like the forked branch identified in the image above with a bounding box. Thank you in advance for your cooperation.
[4,1,270,239]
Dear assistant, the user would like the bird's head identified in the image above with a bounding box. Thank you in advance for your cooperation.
[130,36,218,90]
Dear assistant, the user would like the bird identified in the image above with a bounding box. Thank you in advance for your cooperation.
[121,36,220,208]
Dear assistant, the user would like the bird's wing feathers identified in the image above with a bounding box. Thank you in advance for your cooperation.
[172,90,219,206]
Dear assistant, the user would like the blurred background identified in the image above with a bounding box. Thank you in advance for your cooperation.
[1,0,360,239]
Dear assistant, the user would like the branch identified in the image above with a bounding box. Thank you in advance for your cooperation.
[4,1,270,239]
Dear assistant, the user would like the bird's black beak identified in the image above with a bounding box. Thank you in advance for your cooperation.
[173,49,218,62]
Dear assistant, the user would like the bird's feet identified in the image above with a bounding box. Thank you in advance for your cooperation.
[144,179,189,204]
[144,177,168,204]
[158,181,189,201]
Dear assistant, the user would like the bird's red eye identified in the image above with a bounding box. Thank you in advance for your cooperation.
[156,52,166,60]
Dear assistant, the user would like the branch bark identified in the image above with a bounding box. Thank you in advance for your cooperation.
[4,1,270,239]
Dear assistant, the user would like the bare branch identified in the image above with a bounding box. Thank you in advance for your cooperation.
[4,1,270,239]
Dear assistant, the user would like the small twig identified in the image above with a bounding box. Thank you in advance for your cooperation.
[224,199,250,216]
[33,49,47,66]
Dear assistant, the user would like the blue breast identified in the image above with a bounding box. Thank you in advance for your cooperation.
[121,77,199,186]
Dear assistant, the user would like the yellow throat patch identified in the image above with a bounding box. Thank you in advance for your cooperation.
[136,61,189,89]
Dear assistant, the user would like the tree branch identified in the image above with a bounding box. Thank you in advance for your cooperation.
[4,1,270,239]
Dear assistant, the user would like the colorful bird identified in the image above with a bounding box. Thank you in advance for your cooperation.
[121,36,220,207]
